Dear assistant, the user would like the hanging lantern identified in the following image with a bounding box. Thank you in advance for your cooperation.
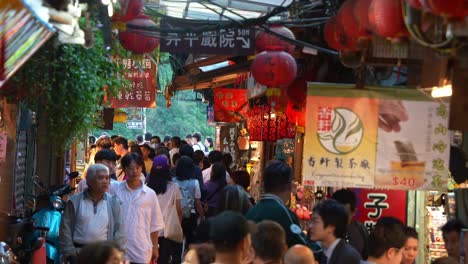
[247,105,295,142]
[323,17,355,51]
[368,0,407,39]
[405,0,423,9]
[266,88,289,113]
[251,47,297,87]
[116,0,144,22]
[118,15,159,54]
[338,0,370,42]
[421,0,465,18]
[353,0,373,33]
[256,25,296,54]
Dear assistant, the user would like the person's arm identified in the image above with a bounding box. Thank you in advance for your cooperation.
[176,198,183,223]
[59,200,77,258]
[151,231,159,261]
[112,196,127,252]
[195,198,205,220]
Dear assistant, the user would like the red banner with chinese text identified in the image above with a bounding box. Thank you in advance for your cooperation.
[110,57,156,108]
[214,88,248,123]
[353,189,407,232]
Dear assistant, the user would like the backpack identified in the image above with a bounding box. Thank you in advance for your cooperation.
[178,180,195,218]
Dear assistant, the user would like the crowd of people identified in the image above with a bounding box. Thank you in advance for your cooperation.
[59,132,466,264]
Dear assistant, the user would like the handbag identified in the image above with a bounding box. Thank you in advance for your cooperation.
[164,184,184,243]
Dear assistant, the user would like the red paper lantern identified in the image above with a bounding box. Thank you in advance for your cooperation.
[247,105,295,142]
[323,17,356,51]
[251,47,297,87]
[338,0,370,41]
[421,0,465,18]
[405,0,423,9]
[256,25,296,54]
[354,0,373,33]
[119,0,144,22]
[119,16,159,54]
[368,0,407,38]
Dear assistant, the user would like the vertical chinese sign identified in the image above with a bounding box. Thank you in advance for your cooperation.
[219,124,238,163]
[353,189,407,232]
[302,83,450,191]
[213,88,248,123]
[110,57,156,108]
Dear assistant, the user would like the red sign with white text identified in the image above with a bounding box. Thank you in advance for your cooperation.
[214,88,248,123]
[353,189,407,233]
[110,57,156,108]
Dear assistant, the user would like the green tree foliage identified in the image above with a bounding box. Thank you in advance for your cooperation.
[93,90,215,141]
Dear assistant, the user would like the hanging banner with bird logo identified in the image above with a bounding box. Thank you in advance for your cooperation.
[302,83,450,191]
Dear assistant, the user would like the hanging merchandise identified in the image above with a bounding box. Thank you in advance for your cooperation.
[286,102,305,127]
[266,88,289,113]
[426,206,448,261]
[353,0,373,34]
[118,15,159,54]
[337,0,370,44]
[247,105,295,142]
[323,17,351,51]
[255,25,296,54]
[251,47,297,87]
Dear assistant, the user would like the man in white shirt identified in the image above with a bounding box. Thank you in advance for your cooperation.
[110,153,164,264]
[308,199,361,264]
[191,132,206,153]
[202,150,233,184]
[60,164,126,263]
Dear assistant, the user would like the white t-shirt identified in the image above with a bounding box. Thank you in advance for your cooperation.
[156,182,182,237]
[110,181,165,263]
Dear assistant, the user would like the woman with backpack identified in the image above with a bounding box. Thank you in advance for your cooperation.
[174,156,205,248]
[203,162,227,217]
[147,155,183,264]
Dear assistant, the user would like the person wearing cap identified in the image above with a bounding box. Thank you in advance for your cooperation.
[163,134,172,147]
[246,160,322,257]
[146,155,183,264]
[210,211,254,264]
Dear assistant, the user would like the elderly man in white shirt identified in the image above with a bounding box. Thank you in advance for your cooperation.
[110,152,164,264]
[60,164,126,263]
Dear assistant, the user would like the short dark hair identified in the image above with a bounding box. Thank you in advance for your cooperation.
[368,217,406,258]
[231,170,250,190]
[252,220,286,262]
[208,150,223,164]
[185,134,193,139]
[193,150,205,165]
[175,156,195,181]
[192,132,202,142]
[263,160,292,193]
[155,146,170,161]
[94,149,118,162]
[150,135,161,143]
[144,132,152,141]
[77,240,122,264]
[136,135,144,143]
[163,134,171,142]
[113,136,128,149]
[313,199,348,239]
[121,152,144,169]
[441,219,465,235]
[405,226,418,240]
[331,189,357,212]
[210,211,253,252]
[96,136,112,149]
[180,144,194,158]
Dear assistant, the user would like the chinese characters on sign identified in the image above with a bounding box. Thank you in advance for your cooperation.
[219,125,238,163]
[302,83,450,191]
[110,57,156,108]
[354,189,407,232]
[214,88,248,123]
[160,19,255,55]
[126,108,144,130]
